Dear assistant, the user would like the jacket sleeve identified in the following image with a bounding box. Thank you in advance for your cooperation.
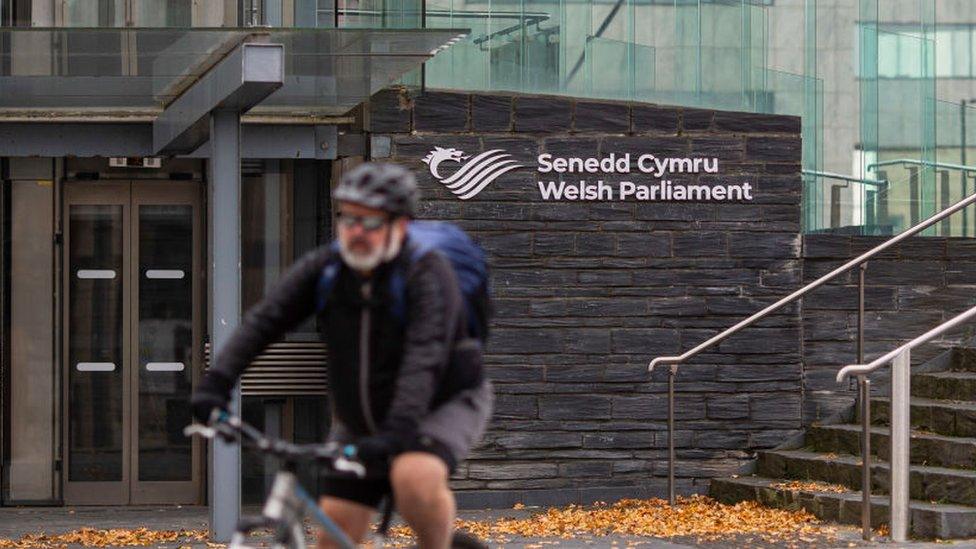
[380,251,464,434]
[211,246,331,382]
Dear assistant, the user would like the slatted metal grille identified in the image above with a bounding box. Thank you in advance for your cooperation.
[204,341,328,396]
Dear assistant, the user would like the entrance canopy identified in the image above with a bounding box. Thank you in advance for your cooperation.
[0,27,466,156]
[0,25,466,541]
[0,27,464,113]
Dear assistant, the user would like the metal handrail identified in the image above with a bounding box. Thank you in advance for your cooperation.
[802,170,889,230]
[648,191,976,374]
[802,169,889,188]
[646,190,976,535]
[864,160,976,237]
[837,305,976,383]
[867,158,976,176]
[835,304,976,543]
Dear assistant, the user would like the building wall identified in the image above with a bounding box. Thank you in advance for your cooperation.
[370,89,804,506]
[5,159,57,503]
[802,234,976,422]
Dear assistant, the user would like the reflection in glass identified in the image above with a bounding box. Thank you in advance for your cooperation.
[242,160,330,334]
[64,0,125,27]
[138,205,193,481]
[242,396,329,503]
[294,0,336,28]
[132,0,192,27]
[69,205,125,482]
[63,0,191,26]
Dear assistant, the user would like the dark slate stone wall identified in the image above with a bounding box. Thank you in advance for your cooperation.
[801,235,976,423]
[369,88,804,507]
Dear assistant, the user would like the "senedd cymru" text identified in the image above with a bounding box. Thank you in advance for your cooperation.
[537,153,719,178]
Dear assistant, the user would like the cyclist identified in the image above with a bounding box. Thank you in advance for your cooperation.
[191,162,494,549]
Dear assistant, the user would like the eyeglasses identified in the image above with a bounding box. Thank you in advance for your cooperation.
[337,212,389,231]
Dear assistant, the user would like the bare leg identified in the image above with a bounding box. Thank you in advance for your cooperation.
[390,452,455,549]
[316,496,374,549]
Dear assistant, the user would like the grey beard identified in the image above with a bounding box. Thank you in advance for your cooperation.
[338,228,404,273]
[339,243,383,272]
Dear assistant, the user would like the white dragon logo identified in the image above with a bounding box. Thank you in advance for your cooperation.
[422,146,523,200]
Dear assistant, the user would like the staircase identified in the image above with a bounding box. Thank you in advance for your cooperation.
[710,347,976,540]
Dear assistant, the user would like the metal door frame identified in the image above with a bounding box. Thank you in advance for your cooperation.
[62,180,203,505]
[129,181,203,505]
[62,181,131,505]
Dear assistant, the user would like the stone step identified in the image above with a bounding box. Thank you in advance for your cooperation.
[709,475,976,539]
[911,371,976,402]
[950,347,976,372]
[870,397,976,438]
[807,424,976,471]
[757,449,976,507]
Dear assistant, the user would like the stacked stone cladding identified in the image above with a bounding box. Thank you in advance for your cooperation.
[370,88,804,507]
[802,235,976,423]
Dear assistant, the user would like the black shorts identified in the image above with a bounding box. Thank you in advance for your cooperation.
[319,476,392,509]
[318,442,456,509]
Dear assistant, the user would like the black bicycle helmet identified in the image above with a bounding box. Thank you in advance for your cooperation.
[333,162,419,217]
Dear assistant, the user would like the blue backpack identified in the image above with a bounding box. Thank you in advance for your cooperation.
[315,221,490,340]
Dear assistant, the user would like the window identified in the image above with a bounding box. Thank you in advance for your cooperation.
[241,159,332,336]
[241,396,330,503]
[62,0,191,27]
[239,159,333,504]
[293,0,336,27]
[862,23,976,79]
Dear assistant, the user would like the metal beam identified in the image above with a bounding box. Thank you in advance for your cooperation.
[153,43,284,155]
[208,108,242,543]
[187,125,337,159]
[0,123,336,159]
[0,123,153,157]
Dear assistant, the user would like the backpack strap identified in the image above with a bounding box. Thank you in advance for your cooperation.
[386,236,430,324]
[316,236,435,325]
[315,242,342,313]
[387,266,408,324]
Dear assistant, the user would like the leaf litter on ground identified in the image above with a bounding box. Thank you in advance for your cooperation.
[385,495,835,546]
[0,496,837,548]
[0,527,209,549]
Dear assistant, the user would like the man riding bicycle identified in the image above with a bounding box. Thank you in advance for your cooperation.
[191,163,494,549]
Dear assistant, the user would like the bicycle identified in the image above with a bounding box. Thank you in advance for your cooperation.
[184,412,487,549]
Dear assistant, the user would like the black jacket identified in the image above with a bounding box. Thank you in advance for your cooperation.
[211,236,493,460]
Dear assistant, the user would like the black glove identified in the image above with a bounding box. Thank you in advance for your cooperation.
[191,369,235,424]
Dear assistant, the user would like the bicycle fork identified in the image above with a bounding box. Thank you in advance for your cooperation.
[227,471,305,549]
[249,471,356,549]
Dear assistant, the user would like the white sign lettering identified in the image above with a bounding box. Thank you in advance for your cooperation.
[422,146,755,202]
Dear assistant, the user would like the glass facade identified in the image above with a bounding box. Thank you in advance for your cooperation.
[56,1,967,240]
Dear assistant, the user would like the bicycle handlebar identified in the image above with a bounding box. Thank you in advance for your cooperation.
[183,411,367,479]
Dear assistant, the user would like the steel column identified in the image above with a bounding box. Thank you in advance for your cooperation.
[890,349,911,542]
[667,364,676,506]
[857,263,866,364]
[859,376,871,540]
[209,108,242,542]
[857,260,871,540]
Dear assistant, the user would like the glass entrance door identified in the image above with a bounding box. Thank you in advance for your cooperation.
[63,181,202,505]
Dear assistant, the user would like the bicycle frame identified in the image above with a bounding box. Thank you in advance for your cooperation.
[186,416,485,549]
[232,469,356,549]
[185,418,360,549]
